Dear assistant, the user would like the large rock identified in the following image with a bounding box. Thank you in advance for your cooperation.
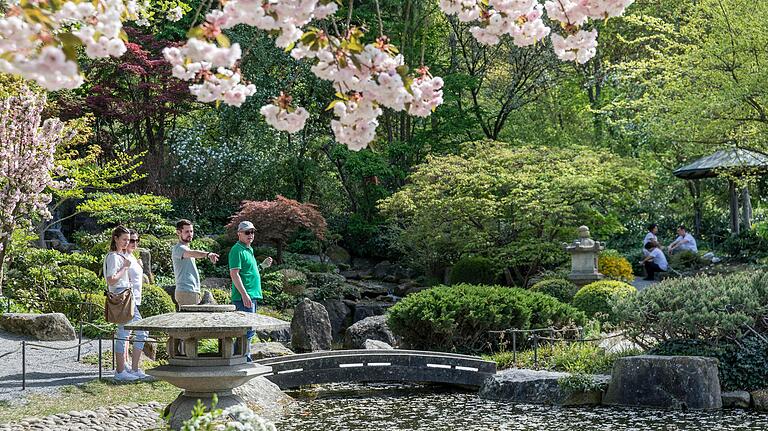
[603,355,722,409]
[751,389,768,411]
[234,376,294,422]
[290,299,333,352]
[325,245,352,265]
[479,369,607,406]
[321,299,351,341]
[351,300,393,323]
[250,342,294,360]
[343,315,397,349]
[200,277,231,290]
[0,313,76,341]
[364,339,394,350]
[722,391,751,409]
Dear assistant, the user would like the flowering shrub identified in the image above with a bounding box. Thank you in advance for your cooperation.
[181,398,276,431]
[598,252,635,282]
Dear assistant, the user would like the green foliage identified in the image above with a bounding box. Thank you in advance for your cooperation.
[720,230,768,261]
[598,251,635,282]
[572,280,636,322]
[139,284,176,317]
[484,342,642,374]
[530,278,578,303]
[558,373,610,393]
[668,250,704,270]
[77,193,173,234]
[48,288,105,324]
[387,284,586,353]
[450,256,498,285]
[379,141,645,284]
[650,336,768,391]
[279,268,307,296]
[260,272,298,310]
[305,272,347,301]
[614,271,768,348]
[139,235,176,276]
[58,265,103,294]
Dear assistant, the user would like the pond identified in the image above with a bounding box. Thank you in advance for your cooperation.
[275,383,768,431]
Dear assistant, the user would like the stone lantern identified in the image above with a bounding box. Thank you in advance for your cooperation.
[564,225,605,286]
[126,304,272,430]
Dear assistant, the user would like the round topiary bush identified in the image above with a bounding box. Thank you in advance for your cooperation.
[49,287,105,323]
[530,278,578,303]
[58,265,104,293]
[387,284,585,353]
[572,280,636,322]
[598,252,635,282]
[139,284,176,317]
[450,256,497,285]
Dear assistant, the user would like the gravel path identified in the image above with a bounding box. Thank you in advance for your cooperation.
[0,330,115,405]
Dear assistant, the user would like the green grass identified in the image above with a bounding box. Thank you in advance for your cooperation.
[483,341,642,374]
[0,380,179,424]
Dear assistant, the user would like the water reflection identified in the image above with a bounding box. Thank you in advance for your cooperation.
[276,383,768,431]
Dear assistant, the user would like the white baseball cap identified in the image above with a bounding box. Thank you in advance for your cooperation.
[237,221,255,232]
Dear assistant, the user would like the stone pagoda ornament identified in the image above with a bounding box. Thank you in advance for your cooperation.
[126,304,272,430]
[564,225,605,286]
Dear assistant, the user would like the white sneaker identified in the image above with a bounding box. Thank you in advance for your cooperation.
[128,368,150,379]
[114,370,140,382]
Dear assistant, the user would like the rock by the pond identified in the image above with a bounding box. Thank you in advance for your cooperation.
[251,342,294,360]
[751,389,768,411]
[603,355,722,410]
[325,244,352,265]
[351,300,392,323]
[364,339,394,350]
[291,298,333,352]
[322,299,351,341]
[343,315,397,349]
[722,391,751,409]
[0,313,76,341]
[235,376,294,422]
[479,369,607,406]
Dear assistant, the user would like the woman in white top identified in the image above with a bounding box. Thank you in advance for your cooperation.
[124,229,148,379]
[103,226,144,382]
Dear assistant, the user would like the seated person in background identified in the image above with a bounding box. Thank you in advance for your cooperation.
[640,241,668,281]
[643,223,660,256]
[668,225,698,255]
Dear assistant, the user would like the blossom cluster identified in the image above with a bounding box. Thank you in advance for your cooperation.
[439,0,634,64]
[0,90,65,254]
[0,0,129,90]
[181,403,276,431]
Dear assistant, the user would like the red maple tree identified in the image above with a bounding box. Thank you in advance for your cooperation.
[227,195,327,264]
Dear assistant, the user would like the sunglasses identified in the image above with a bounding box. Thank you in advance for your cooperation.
[243,230,255,235]
[129,238,140,244]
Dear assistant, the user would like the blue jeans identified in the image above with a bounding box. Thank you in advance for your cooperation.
[115,304,146,354]
[233,299,257,361]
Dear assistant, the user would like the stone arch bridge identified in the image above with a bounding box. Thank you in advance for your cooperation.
[255,349,496,390]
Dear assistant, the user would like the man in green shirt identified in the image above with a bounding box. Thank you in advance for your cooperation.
[229,220,272,361]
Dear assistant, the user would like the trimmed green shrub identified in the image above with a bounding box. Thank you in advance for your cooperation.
[572,280,636,322]
[530,278,578,303]
[49,288,105,324]
[614,271,768,348]
[720,230,768,261]
[305,272,347,301]
[279,268,308,296]
[650,336,768,391]
[668,250,703,270]
[450,256,497,285]
[388,284,585,353]
[261,272,299,310]
[139,235,176,276]
[139,284,176,317]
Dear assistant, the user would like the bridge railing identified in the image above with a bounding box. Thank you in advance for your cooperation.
[256,349,497,389]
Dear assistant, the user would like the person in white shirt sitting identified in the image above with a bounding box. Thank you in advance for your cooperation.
[642,224,660,257]
[668,225,698,255]
[640,240,668,281]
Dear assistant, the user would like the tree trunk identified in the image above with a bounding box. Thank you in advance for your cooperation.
[689,180,703,237]
[742,186,753,231]
[728,180,740,235]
